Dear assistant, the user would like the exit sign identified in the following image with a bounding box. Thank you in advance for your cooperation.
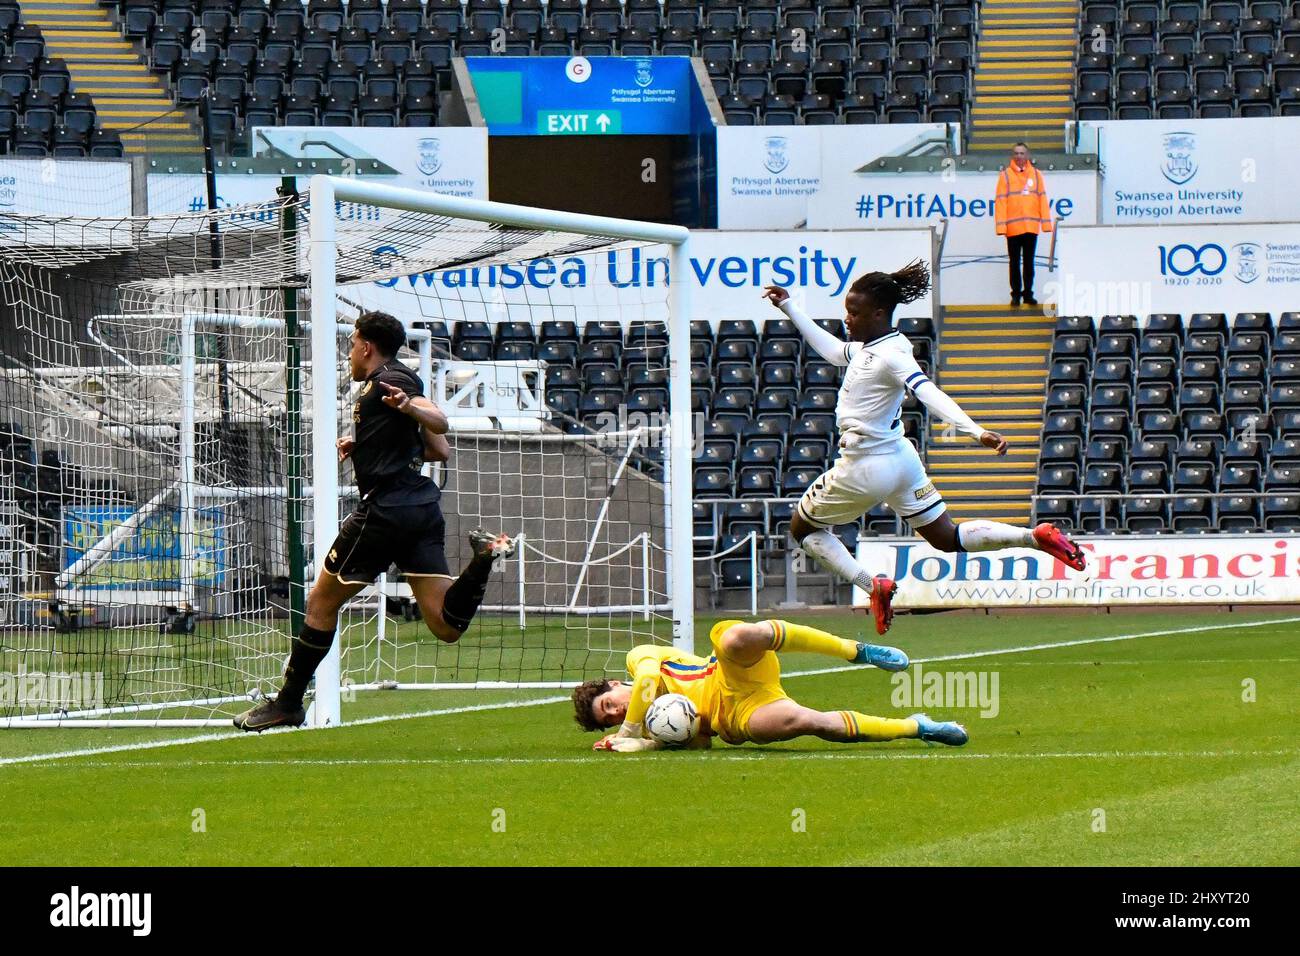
[537,110,622,135]
[468,57,709,136]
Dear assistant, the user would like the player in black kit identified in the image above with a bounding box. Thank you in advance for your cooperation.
[234,311,514,731]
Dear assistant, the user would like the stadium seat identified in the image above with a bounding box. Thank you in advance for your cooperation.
[1220,461,1262,492]
[1137,357,1176,385]
[1139,410,1179,441]
[1123,496,1169,533]
[1093,384,1131,411]
[1131,456,1173,491]
[1043,464,1083,494]
[1046,384,1087,412]
[1264,494,1300,530]
[1137,382,1175,414]
[1045,410,1085,439]
[1054,314,1093,339]
[1172,495,1213,531]
[1217,495,1260,532]
[782,467,820,498]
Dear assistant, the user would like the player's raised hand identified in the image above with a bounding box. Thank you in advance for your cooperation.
[762,285,789,308]
[378,381,411,411]
[979,430,1009,455]
[336,437,355,461]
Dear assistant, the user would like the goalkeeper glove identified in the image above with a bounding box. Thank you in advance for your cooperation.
[593,734,662,754]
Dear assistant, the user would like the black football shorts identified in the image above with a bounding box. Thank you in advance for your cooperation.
[323,499,452,584]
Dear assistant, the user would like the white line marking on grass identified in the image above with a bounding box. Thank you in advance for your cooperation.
[780,615,1300,681]
[340,696,567,728]
[0,730,241,768]
[0,696,566,769]
[27,749,1300,769]
[6,615,1297,769]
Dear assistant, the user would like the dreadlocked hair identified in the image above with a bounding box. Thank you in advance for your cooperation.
[848,259,932,314]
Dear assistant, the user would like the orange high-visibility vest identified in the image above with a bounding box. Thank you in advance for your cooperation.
[995,163,1053,236]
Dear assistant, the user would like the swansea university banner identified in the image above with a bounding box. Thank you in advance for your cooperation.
[146,127,489,215]
[852,535,1300,608]
[716,125,956,229]
[1053,221,1300,318]
[342,228,935,329]
[0,159,132,220]
[1074,117,1300,224]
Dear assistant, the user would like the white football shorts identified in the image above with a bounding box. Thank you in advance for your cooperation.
[795,437,946,530]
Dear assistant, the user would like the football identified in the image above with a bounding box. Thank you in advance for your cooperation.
[645,693,700,746]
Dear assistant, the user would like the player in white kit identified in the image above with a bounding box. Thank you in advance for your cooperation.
[764,260,1086,635]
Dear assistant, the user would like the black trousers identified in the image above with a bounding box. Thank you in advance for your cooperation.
[1007,232,1038,299]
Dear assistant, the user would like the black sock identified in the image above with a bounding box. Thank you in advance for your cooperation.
[441,555,495,632]
[278,624,336,708]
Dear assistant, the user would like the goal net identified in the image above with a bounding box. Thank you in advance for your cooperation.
[0,178,693,728]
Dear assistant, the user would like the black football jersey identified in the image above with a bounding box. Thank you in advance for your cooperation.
[349,361,440,505]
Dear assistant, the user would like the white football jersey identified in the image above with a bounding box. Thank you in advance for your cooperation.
[835,331,930,452]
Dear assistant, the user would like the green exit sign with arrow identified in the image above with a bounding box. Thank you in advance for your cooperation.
[537,110,622,135]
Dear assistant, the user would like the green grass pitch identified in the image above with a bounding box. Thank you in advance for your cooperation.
[1,608,1297,866]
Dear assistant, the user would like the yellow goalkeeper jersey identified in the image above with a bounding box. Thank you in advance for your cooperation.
[623,645,723,734]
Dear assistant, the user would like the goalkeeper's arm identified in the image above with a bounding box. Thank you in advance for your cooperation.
[617,660,661,740]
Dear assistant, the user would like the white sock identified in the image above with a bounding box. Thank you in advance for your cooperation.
[957,520,1035,552]
[799,529,876,591]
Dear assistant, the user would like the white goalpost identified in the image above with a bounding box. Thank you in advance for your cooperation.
[304,176,694,727]
[0,176,694,728]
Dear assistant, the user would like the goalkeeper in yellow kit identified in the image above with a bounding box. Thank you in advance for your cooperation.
[572,618,968,752]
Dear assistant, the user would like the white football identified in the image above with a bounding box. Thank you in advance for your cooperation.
[645,693,699,746]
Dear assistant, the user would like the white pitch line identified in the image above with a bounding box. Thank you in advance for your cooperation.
[21,749,1300,769]
[779,615,1300,681]
[0,729,244,769]
[4,615,1298,769]
[0,696,566,768]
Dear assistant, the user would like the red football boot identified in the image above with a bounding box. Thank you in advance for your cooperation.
[869,575,898,636]
[1032,522,1087,571]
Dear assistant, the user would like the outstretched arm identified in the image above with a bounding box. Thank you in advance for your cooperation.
[913,381,1008,454]
[762,286,853,367]
[884,351,1007,453]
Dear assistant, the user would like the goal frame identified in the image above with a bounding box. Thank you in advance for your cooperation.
[306,175,695,727]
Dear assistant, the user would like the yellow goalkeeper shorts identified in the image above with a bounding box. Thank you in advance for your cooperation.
[709,650,789,745]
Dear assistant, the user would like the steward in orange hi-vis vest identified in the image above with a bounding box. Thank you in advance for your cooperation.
[994,162,1053,237]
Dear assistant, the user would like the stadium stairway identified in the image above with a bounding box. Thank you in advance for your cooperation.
[967,0,1080,153]
[20,0,202,154]
[928,304,1054,524]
